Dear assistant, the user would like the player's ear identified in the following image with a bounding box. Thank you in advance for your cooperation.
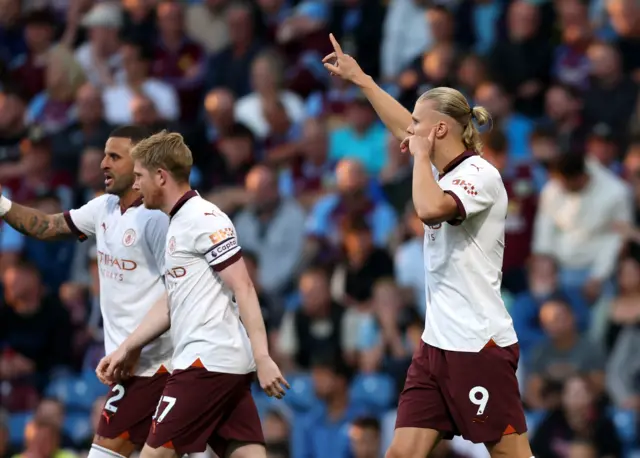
[435,121,448,138]
[157,168,167,185]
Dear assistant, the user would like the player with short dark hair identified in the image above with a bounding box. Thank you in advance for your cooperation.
[323,34,533,458]
[0,125,172,458]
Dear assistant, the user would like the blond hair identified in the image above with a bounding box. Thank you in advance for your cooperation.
[47,45,87,99]
[130,130,193,183]
[417,87,491,154]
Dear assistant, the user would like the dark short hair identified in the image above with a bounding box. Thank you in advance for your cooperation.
[109,125,153,145]
[226,123,255,145]
[310,352,352,382]
[549,82,582,101]
[352,416,381,432]
[342,217,371,236]
[483,129,507,154]
[530,124,558,142]
[121,38,154,63]
[551,152,586,178]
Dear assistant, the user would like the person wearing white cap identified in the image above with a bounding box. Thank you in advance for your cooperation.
[75,2,125,88]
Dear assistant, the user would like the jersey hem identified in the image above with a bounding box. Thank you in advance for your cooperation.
[421,335,519,353]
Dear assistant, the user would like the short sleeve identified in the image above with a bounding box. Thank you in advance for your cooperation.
[440,166,500,225]
[144,211,170,273]
[194,214,242,271]
[64,194,110,241]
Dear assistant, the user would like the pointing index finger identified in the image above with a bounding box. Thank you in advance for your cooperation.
[329,33,343,56]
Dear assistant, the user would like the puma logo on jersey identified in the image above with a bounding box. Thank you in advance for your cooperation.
[102,223,107,232]
[471,164,481,172]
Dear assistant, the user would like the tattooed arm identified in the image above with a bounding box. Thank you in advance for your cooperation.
[3,204,72,240]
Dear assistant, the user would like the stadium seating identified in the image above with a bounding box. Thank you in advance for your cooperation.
[282,373,319,412]
[63,412,93,445]
[611,407,638,454]
[349,373,395,413]
[45,375,99,412]
[8,411,31,446]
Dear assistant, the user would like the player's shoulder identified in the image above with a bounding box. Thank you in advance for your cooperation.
[448,156,502,184]
[89,193,118,211]
[187,196,234,227]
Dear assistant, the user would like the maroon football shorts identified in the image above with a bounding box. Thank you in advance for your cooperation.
[97,371,169,445]
[145,366,264,456]
[395,340,527,444]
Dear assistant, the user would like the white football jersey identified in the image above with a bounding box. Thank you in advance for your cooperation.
[65,194,173,376]
[164,190,255,374]
[422,153,518,352]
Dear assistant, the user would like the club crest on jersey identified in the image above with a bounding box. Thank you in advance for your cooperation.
[168,236,176,254]
[122,229,136,247]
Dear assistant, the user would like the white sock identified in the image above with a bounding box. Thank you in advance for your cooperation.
[88,444,127,458]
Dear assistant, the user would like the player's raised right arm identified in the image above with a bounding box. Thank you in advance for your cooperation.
[323,33,411,141]
[0,195,72,240]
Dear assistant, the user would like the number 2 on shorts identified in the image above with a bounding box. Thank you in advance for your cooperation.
[153,396,177,423]
[469,386,489,415]
[104,384,125,413]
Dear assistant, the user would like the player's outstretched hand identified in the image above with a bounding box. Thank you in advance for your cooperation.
[96,345,141,385]
[322,33,366,85]
[402,127,437,158]
[256,356,290,400]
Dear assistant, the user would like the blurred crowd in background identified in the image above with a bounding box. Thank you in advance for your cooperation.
[1,0,640,457]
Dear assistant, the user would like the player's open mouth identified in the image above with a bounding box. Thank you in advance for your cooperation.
[104,175,113,186]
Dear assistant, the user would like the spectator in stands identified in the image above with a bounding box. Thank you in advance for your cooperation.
[291,354,366,458]
[394,205,425,312]
[488,0,552,117]
[587,123,622,175]
[235,50,305,140]
[121,0,158,47]
[454,53,487,102]
[379,135,411,215]
[607,0,640,81]
[349,416,381,458]
[533,152,632,301]
[103,38,179,126]
[243,251,279,338]
[511,255,590,362]
[51,83,112,176]
[0,90,28,164]
[328,92,387,176]
[151,0,205,121]
[234,165,306,300]
[531,375,621,458]
[331,219,394,308]
[277,118,335,209]
[356,279,419,384]
[185,0,230,55]
[474,81,533,161]
[0,0,25,65]
[0,411,9,458]
[583,42,638,147]
[0,260,73,388]
[525,298,606,410]
[129,93,164,131]
[606,259,640,410]
[483,129,537,293]
[262,407,290,458]
[32,398,73,449]
[15,418,75,458]
[304,159,397,261]
[277,266,348,371]
[567,440,597,458]
[262,98,302,162]
[205,1,262,98]
[205,122,257,212]
[74,147,105,208]
[26,45,86,135]
[529,125,563,191]
[9,8,56,101]
[74,3,123,88]
[379,0,430,81]
[552,0,593,91]
[544,83,589,155]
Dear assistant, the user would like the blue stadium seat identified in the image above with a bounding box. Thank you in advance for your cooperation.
[81,369,109,400]
[251,382,277,418]
[63,412,93,446]
[350,373,395,412]
[46,375,98,412]
[8,412,32,446]
[610,408,637,448]
[283,373,319,412]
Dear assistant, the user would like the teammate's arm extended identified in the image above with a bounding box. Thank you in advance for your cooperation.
[121,291,170,352]
[218,258,270,360]
[2,203,72,240]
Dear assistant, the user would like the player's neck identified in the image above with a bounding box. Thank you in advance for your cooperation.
[119,190,141,210]
[432,140,468,174]
[162,183,194,215]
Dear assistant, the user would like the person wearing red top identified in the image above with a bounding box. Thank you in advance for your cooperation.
[483,129,538,294]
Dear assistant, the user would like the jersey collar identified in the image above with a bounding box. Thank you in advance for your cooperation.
[438,151,477,179]
[169,189,198,219]
[119,196,144,215]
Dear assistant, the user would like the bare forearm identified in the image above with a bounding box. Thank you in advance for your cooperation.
[3,204,71,240]
[412,156,450,224]
[358,74,412,141]
[235,283,270,361]
[123,292,170,351]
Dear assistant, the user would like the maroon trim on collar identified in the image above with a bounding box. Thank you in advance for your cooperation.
[170,189,198,219]
[119,196,144,215]
[438,151,477,179]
